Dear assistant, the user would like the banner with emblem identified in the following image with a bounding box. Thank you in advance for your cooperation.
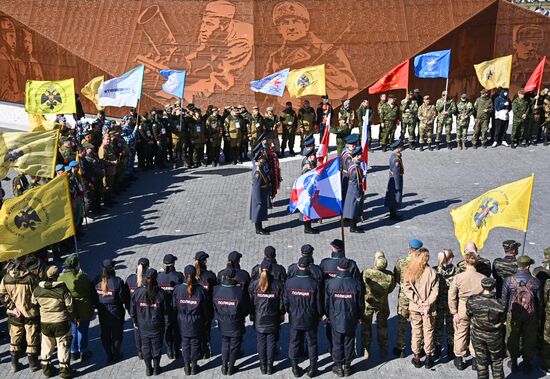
[250,68,289,97]
[368,60,409,94]
[450,175,534,253]
[25,79,77,115]
[474,55,512,90]
[413,49,451,79]
[81,75,105,110]
[98,65,144,107]
[0,129,59,179]
[286,64,326,98]
[27,113,57,132]
[0,174,75,261]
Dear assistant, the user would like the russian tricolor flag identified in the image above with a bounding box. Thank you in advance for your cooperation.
[361,109,369,191]
[289,157,342,220]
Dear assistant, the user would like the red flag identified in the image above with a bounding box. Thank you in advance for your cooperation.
[368,60,410,94]
[524,56,546,93]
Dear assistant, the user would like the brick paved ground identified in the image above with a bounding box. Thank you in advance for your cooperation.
[1,134,549,378]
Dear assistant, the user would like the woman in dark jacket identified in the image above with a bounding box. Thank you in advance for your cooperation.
[130,268,169,376]
[92,259,129,363]
[194,251,218,358]
[249,260,285,374]
[213,268,249,376]
[173,265,208,375]
[125,257,150,359]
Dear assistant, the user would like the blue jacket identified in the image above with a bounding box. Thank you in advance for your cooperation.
[494,89,511,112]
[325,271,365,334]
[248,278,285,334]
[93,275,129,320]
[130,287,169,337]
[213,280,249,337]
[217,266,251,291]
[320,252,361,281]
[283,271,323,330]
[251,258,287,282]
[172,280,208,337]
[288,262,324,282]
[501,269,542,319]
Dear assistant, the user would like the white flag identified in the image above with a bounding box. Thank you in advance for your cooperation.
[98,65,144,107]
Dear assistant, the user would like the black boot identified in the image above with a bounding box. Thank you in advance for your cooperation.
[41,362,54,378]
[350,220,364,233]
[424,354,434,369]
[59,366,73,379]
[304,221,319,234]
[382,145,387,152]
[28,354,41,372]
[291,361,302,377]
[471,358,477,371]
[331,364,344,377]
[266,361,274,375]
[153,357,161,375]
[190,362,200,375]
[454,357,465,371]
[343,363,354,376]
[307,362,317,377]
[260,360,267,375]
[428,144,434,151]
[411,354,422,368]
[167,348,175,360]
[10,353,20,373]
[202,341,211,359]
[184,363,191,375]
[255,222,269,235]
[435,143,440,150]
[419,143,425,152]
[227,362,238,375]
[409,141,416,150]
[145,360,153,376]
[221,362,228,375]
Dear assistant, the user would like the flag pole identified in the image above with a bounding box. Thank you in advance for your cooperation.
[442,77,449,113]
[338,156,345,248]
[521,173,535,256]
[73,235,80,259]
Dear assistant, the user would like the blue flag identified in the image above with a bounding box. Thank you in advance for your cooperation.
[414,50,451,79]
[160,70,186,98]
[250,68,290,97]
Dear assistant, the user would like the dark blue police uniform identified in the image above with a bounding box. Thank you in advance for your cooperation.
[384,141,404,220]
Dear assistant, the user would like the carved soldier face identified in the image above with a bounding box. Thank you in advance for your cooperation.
[276,16,309,42]
[0,18,16,52]
[22,30,33,55]
[513,25,543,61]
[199,16,229,44]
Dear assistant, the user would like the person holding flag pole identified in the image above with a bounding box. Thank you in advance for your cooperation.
[160,70,187,167]
[523,56,547,145]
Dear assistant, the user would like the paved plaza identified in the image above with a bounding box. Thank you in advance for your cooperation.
[1,138,549,378]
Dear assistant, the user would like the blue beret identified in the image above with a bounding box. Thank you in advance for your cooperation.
[409,239,423,249]
[390,140,403,149]
[64,166,71,172]
[344,134,360,145]
[69,161,79,167]
[222,268,236,279]
[260,260,272,271]
[298,256,312,268]
[55,164,64,171]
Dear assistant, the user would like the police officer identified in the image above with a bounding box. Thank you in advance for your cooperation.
[157,254,184,359]
[343,146,365,233]
[125,258,150,359]
[251,246,287,282]
[320,239,360,280]
[325,258,365,377]
[93,259,129,363]
[340,133,360,203]
[193,251,217,359]
[492,240,519,299]
[173,265,208,375]
[249,260,285,374]
[217,251,251,291]
[280,101,298,156]
[466,277,506,379]
[384,140,405,221]
[214,268,250,375]
[130,268,169,376]
[250,149,270,235]
[288,244,324,281]
[284,256,324,378]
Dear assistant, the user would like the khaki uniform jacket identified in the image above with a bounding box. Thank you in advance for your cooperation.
[404,266,439,314]
[448,266,484,319]
[98,143,117,176]
[31,280,74,324]
[0,268,40,320]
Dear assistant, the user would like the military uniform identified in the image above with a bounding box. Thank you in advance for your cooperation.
[384,149,404,219]
[417,102,437,149]
[250,156,270,234]
[263,112,281,154]
[379,101,399,149]
[279,107,298,155]
[511,95,531,146]
[400,97,419,145]
[473,92,493,147]
[543,95,550,145]
[97,141,117,205]
[393,255,412,352]
[139,118,157,167]
[206,113,223,166]
[224,113,243,164]
[190,114,206,167]
[435,96,457,148]
[249,112,265,149]
[361,256,396,357]
[492,256,517,299]
[466,279,506,379]
[456,98,474,149]
[298,106,316,147]
[434,264,457,357]
[334,106,355,155]
[343,156,364,232]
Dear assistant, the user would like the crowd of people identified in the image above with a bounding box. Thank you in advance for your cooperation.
[1,238,549,378]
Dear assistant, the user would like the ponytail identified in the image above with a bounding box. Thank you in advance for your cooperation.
[101,267,108,295]
[259,270,269,293]
[145,277,156,305]
[194,260,202,279]
[136,263,144,287]
[187,275,193,298]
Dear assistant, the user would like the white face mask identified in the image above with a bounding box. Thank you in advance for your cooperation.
[503,92,508,97]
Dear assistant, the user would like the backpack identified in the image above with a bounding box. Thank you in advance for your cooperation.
[510,276,536,321]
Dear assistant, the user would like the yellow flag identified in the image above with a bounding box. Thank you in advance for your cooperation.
[81,75,105,110]
[450,176,534,253]
[25,79,76,115]
[286,64,326,98]
[0,129,59,179]
[474,55,512,90]
[0,174,75,261]
[27,113,57,132]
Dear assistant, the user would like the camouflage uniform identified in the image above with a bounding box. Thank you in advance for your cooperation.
[417,103,436,146]
[393,256,416,351]
[248,112,265,149]
[492,256,517,299]
[466,288,506,379]
[472,93,493,146]
[279,108,298,155]
[224,113,243,164]
[434,264,457,356]
[457,256,492,277]
[399,98,418,143]
[333,107,354,155]
[543,95,550,145]
[379,102,399,148]
[534,248,550,371]
[435,96,457,147]
[456,99,474,149]
[511,96,531,145]
[263,112,281,154]
[361,257,396,357]
[190,114,206,166]
[206,113,223,166]
[298,106,317,147]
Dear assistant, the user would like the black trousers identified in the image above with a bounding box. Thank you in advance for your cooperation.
[221,335,242,364]
[164,315,180,354]
[494,119,508,144]
[331,329,355,365]
[256,331,279,363]
[142,333,164,361]
[99,313,123,358]
[181,336,201,364]
[288,327,318,363]
[134,328,142,356]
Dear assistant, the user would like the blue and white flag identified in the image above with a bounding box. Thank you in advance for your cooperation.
[250,68,290,97]
[98,65,144,107]
[413,49,451,79]
[160,69,186,99]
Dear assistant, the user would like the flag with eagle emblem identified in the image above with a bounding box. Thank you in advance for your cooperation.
[25,79,76,115]
[286,65,326,98]
[414,50,451,78]
[474,55,512,90]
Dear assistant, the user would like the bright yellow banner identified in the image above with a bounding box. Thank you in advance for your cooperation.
[27,113,57,132]
[474,55,512,90]
[81,75,105,110]
[450,175,534,253]
[0,129,59,179]
[286,64,326,98]
[0,174,75,261]
[25,79,76,115]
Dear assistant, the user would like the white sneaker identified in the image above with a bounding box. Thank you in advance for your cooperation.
[491,142,498,147]
[502,141,509,147]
